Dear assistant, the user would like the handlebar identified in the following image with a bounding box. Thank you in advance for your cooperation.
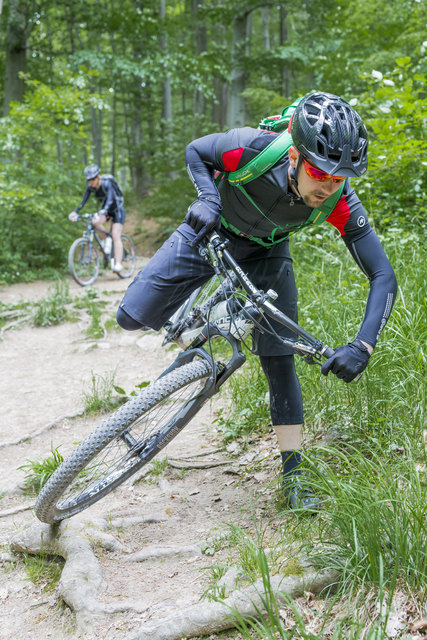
[71,213,97,221]
[203,230,335,363]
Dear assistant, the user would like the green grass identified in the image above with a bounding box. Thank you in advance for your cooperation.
[31,281,72,327]
[2,283,112,339]
[18,443,64,494]
[209,226,426,637]
[21,550,64,592]
[82,370,126,415]
[292,226,426,450]
[73,286,108,339]
[201,564,229,601]
[305,444,426,595]
[150,457,169,476]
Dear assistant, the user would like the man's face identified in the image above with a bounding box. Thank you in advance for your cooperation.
[88,175,101,189]
[288,148,344,209]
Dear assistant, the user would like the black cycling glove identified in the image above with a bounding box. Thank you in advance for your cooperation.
[185,198,221,247]
[321,339,371,383]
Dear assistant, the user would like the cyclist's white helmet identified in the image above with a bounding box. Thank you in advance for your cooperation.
[84,164,101,180]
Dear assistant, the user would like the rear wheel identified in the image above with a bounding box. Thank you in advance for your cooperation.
[35,359,212,524]
[116,234,136,278]
[68,238,99,286]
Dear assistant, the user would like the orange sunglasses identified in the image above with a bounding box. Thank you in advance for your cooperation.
[302,157,346,184]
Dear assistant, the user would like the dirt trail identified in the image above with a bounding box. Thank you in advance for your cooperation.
[0,269,278,640]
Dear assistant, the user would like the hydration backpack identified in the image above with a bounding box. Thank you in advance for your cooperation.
[216,97,345,247]
[101,174,123,198]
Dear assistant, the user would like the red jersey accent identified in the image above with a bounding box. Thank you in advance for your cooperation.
[327,195,351,236]
[222,148,245,172]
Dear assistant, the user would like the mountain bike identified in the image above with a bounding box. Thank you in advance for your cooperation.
[68,213,136,286]
[35,231,335,524]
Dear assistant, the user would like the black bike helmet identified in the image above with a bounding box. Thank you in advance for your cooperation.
[291,92,368,177]
[84,164,100,180]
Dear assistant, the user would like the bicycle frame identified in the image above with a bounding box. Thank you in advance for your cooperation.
[80,214,112,259]
[207,232,334,358]
[161,230,335,401]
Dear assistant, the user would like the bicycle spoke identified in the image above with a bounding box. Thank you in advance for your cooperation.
[56,375,206,510]
[69,238,99,286]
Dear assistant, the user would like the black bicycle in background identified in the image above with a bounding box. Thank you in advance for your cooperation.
[68,213,136,286]
[35,230,335,524]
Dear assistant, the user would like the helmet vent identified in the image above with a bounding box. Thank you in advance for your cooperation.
[291,91,369,177]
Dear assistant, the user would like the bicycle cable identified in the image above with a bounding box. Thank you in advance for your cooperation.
[215,251,317,359]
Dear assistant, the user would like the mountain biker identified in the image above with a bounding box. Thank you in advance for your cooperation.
[116,92,397,511]
[69,164,126,273]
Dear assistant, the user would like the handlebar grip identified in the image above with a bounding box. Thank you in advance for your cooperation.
[322,346,335,360]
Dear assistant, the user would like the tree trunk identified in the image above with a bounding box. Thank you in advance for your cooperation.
[213,77,227,129]
[261,6,271,51]
[212,22,227,129]
[91,101,103,167]
[111,91,117,177]
[131,97,145,195]
[226,11,250,127]
[159,0,172,124]
[191,0,207,120]
[279,5,290,98]
[3,0,28,115]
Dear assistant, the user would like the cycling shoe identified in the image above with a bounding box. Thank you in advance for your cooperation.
[283,475,321,512]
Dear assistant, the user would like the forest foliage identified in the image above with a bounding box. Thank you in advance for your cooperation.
[0,0,426,281]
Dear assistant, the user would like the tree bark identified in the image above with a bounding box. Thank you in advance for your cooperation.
[226,11,251,127]
[91,101,103,167]
[191,0,207,119]
[213,77,227,129]
[3,0,28,115]
[261,6,271,50]
[279,5,290,98]
[159,0,172,124]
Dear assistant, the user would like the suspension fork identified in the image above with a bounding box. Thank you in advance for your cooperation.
[157,325,246,396]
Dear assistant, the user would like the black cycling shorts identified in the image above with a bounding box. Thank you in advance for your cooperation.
[118,223,298,356]
[107,196,126,225]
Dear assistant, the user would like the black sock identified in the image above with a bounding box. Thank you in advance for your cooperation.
[281,450,301,482]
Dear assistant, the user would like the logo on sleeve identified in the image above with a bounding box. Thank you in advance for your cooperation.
[357,216,366,227]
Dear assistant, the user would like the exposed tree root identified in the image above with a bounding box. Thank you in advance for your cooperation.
[8,514,338,637]
[0,502,34,518]
[124,565,339,640]
[0,409,85,448]
[8,510,172,629]
[9,519,106,630]
[0,314,32,338]
[125,543,202,562]
[168,459,229,469]
[169,448,223,459]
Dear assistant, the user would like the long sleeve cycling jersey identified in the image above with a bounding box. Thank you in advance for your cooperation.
[185,127,397,347]
[75,175,122,216]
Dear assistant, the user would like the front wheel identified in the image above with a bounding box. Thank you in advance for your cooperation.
[35,359,212,524]
[116,234,136,279]
[68,238,99,286]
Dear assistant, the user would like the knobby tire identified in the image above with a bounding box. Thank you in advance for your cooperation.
[35,360,212,524]
[116,233,136,279]
[68,237,99,286]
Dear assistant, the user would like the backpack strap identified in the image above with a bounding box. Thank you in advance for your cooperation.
[215,97,302,188]
[215,96,345,247]
[227,130,293,186]
[214,129,294,231]
[220,181,345,248]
